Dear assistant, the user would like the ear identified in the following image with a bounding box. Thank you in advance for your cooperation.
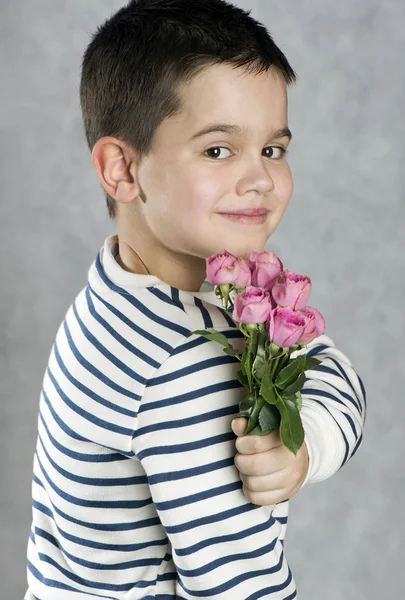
[91,137,141,205]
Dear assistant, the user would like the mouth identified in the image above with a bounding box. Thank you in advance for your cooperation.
[219,211,269,225]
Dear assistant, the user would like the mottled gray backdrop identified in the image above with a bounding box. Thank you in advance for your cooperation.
[1,1,404,598]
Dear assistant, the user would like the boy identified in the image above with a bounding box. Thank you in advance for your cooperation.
[25,0,366,598]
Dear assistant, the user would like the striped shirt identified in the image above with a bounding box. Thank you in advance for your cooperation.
[25,235,366,600]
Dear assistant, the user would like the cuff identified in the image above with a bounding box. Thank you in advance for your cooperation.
[299,401,343,488]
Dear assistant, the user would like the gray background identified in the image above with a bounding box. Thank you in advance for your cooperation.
[1,1,403,598]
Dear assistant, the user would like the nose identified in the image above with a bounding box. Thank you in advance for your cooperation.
[235,158,275,197]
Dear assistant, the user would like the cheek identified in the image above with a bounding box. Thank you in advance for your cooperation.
[275,165,294,206]
[170,168,225,219]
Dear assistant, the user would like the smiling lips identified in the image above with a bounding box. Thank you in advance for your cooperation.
[218,207,270,223]
[220,208,269,216]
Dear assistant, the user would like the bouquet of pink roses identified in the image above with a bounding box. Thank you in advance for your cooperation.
[193,250,326,455]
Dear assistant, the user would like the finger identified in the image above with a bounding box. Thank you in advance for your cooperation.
[240,472,282,493]
[235,427,282,455]
[231,417,248,437]
[242,485,288,506]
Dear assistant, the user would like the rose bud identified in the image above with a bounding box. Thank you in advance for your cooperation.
[249,250,284,291]
[296,306,326,345]
[232,286,273,324]
[206,251,252,288]
[267,307,307,347]
[271,270,312,311]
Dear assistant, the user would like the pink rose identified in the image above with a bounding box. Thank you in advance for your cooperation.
[267,307,307,347]
[271,270,312,310]
[249,251,284,291]
[206,251,252,288]
[296,306,326,345]
[232,286,273,324]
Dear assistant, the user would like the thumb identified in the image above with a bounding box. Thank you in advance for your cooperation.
[231,417,248,437]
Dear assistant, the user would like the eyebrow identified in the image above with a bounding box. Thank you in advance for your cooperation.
[189,123,292,142]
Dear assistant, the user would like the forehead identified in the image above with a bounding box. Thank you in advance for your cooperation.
[158,63,288,141]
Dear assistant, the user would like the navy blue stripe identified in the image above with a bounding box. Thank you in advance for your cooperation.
[177,538,277,577]
[72,302,147,386]
[140,379,241,411]
[135,404,237,437]
[88,283,174,353]
[194,296,213,328]
[54,338,139,417]
[245,565,294,600]
[32,500,167,552]
[32,495,160,532]
[170,287,185,311]
[302,387,359,439]
[37,433,147,487]
[306,343,365,416]
[41,389,135,458]
[177,552,284,597]
[36,452,152,509]
[165,502,256,534]
[171,328,243,356]
[328,357,364,412]
[148,287,185,312]
[306,398,350,466]
[306,343,329,357]
[307,366,363,416]
[308,363,363,418]
[47,366,134,437]
[222,308,237,327]
[149,457,234,484]
[137,431,234,460]
[85,287,161,369]
[155,481,242,510]
[95,253,191,336]
[64,313,141,402]
[350,432,363,458]
[358,374,367,411]
[42,388,91,444]
[35,551,155,592]
[274,516,288,525]
[146,356,238,387]
[34,527,166,571]
[38,411,130,464]
[27,559,117,599]
[322,359,364,415]
[175,512,276,555]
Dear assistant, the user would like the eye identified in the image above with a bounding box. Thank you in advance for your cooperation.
[204,146,232,160]
[263,146,286,159]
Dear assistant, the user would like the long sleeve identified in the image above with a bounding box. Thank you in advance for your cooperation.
[296,333,367,486]
[132,330,297,599]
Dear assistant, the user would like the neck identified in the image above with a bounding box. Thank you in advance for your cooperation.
[116,237,207,292]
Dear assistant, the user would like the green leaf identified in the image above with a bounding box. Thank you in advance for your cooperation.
[276,396,305,455]
[295,391,303,411]
[260,373,277,405]
[250,330,259,357]
[192,329,231,349]
[257,331,268,357]
[244,395,264,435]
[222,347,243,357]
[304,356,323,371]
[258,403,280,432]
[281,372,306,397]
[252,355,266,381]
[238,392,256,417]
[275,355,306,390]
[255,361,269,381]
[235,369,249,388]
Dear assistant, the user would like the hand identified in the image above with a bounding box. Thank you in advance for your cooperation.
[231,417,309,506]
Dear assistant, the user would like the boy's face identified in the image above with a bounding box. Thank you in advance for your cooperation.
[118,62,293,285]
